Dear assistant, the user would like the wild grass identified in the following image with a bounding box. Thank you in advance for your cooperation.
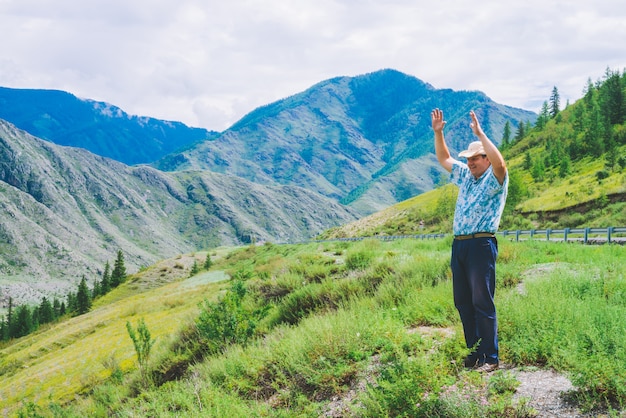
[498,244,626,411]
[0,260,229,415]
[3,238,626,417]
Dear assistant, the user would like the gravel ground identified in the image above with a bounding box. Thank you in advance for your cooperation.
[511,367,585,417]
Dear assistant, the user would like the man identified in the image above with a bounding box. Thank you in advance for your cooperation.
[431,108,508,373]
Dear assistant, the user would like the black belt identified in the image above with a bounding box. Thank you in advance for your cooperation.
[454,232,495,240]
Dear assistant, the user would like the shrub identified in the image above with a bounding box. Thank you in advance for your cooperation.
[253,274,299,302]
[596,170,610,181]
[196,280,264,355]
[126,318,155,388]
[271,279,364,326]
[203,254,213,270]
[345,240,380,270]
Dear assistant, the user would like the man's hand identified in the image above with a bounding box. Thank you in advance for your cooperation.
[469,110,484,137]
[431,108,446,132]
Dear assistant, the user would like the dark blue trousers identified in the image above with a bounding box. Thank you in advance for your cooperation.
[451,237,499,364]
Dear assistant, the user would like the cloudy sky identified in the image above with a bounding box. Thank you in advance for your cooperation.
[1,0,625,131]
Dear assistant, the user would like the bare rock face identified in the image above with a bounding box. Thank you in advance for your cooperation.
[0,120,357,306]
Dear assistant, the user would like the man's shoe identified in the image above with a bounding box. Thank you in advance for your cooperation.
[463,354,479,368]
[474,362,499,373]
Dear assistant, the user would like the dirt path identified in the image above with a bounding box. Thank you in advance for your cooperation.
[510,367,587,417]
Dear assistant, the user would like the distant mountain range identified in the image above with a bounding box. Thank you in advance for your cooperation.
[0,69,537,305]
[0,87,219,165]
[0,70,537,215]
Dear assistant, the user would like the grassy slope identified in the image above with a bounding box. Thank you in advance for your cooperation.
[2,238,625,417]
[506,149,626,214]
[0,250,232,414]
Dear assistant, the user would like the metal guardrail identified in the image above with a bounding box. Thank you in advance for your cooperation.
[313,227,626,245]
[499,226,626,244]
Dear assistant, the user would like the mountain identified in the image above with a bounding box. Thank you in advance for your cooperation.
[322,69,626,239]
[153,69,537,214]
[0,120,357,306]
[0,87,219,165]
[0,71,537,215]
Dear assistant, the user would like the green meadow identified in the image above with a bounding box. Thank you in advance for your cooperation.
[2,237,625,417]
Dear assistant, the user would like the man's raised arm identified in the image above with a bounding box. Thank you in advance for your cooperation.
[469,111,507,184]
[432,108,455,173]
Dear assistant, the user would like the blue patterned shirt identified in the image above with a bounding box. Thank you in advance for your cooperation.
[450,161,508,236]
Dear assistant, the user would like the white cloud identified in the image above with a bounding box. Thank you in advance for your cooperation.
[1,0,625,130]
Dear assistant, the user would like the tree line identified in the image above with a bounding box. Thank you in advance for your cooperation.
[0,250,127,341]
[502,67,626,184]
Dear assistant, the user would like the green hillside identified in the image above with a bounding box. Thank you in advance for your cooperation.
[503,69,626,226]
[2,238,625,417]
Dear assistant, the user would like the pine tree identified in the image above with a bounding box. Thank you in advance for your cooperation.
[599,67,625,125]
[66,292,77,315]
[11,305,33,339]
[92,277,101,299]
[536,101,550,129]
[549,86,561,118]
[190,260,199,277]
[101,261,111,294]
[583,78,595,107]
[514,122,526,142]
[111,250,127,288]
[571,103,585,135]
[524,152,532,170]
[531,158,546,182]
[559,156,572,178]
[0,315,6,341]
[38,297,55,325]
[606,140,619,171]
[501,121,511,147]
[76,276,92,315]
[584,101,605,157]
